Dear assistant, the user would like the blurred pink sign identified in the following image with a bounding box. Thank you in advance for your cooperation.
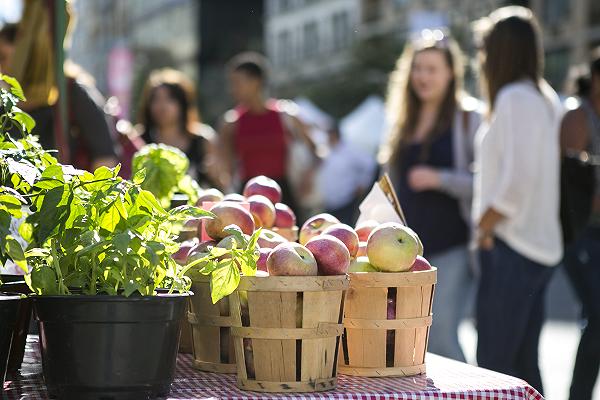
[107,44,134,119]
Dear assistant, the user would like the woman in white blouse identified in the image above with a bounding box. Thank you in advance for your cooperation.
[473,7,563,395]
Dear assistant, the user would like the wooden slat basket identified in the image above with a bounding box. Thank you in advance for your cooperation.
[339,268,436,377]
[229,275,349,393]
[188,275,236,373]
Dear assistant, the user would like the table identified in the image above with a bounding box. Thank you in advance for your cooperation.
[3,336,542,400]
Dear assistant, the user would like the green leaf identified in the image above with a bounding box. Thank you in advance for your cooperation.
[99,205,121,232]
[133,168,146,185]
[137,190,167,215]
[210,259,240,304]
[5,236,27,272]
[40,165,65,183]
[18,222,33,242]
[13,109,36,132]
[1,74,26,100]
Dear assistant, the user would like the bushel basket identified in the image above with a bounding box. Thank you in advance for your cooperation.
[229,275,348,393]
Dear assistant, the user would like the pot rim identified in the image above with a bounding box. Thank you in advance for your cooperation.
[29,290,193,301]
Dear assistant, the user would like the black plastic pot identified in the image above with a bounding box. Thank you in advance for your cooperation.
[0,280,32,372]
[0,293,20,392]
[32,292,190,400]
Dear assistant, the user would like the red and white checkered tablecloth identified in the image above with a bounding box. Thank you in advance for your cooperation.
[3,336,543,400]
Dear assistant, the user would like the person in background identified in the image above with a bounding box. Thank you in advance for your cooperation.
[218,52,317,207]
[138,68,219,188]
[380,31,480,362]
[560,51,600,400]
[473,7,563,394]
[316,123,376,225]
[0,2,118,170]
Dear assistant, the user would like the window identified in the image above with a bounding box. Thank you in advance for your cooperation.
[545,48,569,89]
[332,12,351,51]
[542,0,569,27]
[277,30,293,66]
[303,21,319,58]
[591,0,600,25]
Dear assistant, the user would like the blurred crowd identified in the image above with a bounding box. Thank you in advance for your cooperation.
[0,3,599,400]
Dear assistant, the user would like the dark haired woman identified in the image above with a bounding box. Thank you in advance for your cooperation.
[138,68,219,188]
[560,51,600,400]
[380,32,480,362]
[219,52,316,206]
[473,7,563,393]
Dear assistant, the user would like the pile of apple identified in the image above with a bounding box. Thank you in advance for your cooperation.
[174,175,432,276]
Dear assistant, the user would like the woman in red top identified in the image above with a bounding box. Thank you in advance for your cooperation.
[219,52,316,206]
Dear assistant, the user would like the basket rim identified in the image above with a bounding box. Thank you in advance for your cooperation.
[348,268,436,287]
[238,274,349,292]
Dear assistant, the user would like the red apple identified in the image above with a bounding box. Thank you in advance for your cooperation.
[243,175,282,204]
[257,248,271,272]
[355,220,379,242]
[196,188,224,205]
[305,234,350,276]
[272,226,298,242]
[367,223,419,272]
[410,255,432,271]
[266,242,318,276]
[387,297,396,319]
[322,223,359,258]
[205,202,255,240]
[274,203,296,228]
[257,229,287,249]
[173,238,199,264]
[222,193,246,202]
[299,213,339,245]
[247,195,276,228]
[356,241,368,257]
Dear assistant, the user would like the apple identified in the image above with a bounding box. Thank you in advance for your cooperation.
[349,256,379,272]
[322,223,359,258]
[247,195,276,228]
[410,255,432,271]
[305,234,350,276]
[205,202,255,240]
[243,175,282,204]
[272,226,298,242]
[222,193,246,202]
[257,229,287,249]
[299,213,339,245]
[405,226,424,256]
[274,203,296,228]
[255,270,269,277]
[366,222,419,272]
[196,188,224,205]
[173,238,199,264]
[196,239,217,253]
[387,297,396,320]
[256,248,271,272]
[355,220,379,242]
[266,242,318,276]
[356,241,368,257]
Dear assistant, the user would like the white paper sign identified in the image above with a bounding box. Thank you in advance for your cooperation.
[356,183,403,225]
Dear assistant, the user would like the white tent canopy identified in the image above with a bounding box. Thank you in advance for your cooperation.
[293,97,334,131]
[340,95,387,157]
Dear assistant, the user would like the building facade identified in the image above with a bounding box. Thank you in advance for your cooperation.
[264,0,600,93]
[69,0,200,119]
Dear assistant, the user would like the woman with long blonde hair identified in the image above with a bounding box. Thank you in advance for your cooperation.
[381,31,480,362]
